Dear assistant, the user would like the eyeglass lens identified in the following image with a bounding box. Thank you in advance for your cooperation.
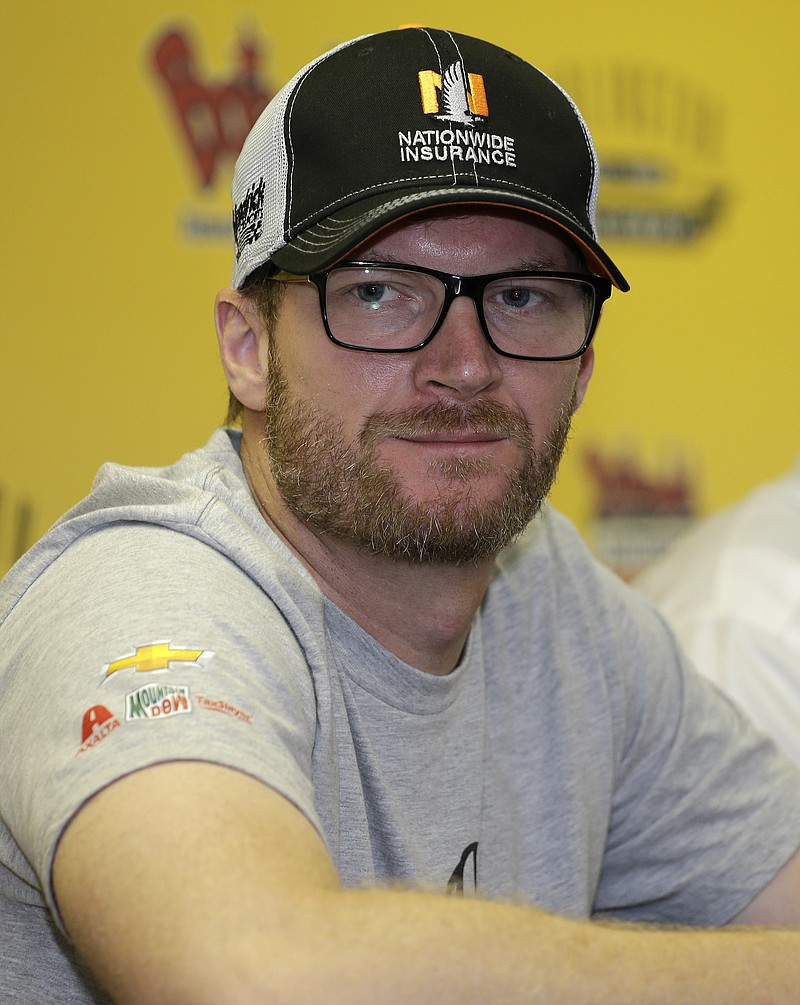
[322,266,595,358]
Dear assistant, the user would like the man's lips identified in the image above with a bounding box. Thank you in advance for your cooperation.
[361,401,534,452]
[395,431,506,444]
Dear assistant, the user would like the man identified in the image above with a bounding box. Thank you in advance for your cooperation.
[636,460,800,766]
[1,26,799,1004]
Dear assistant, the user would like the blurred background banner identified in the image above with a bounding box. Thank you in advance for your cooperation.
[3,1,799,576]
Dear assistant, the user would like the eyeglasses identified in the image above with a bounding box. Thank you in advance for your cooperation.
[273,261,612,361]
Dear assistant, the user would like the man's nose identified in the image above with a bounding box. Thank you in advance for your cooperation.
[413,295,503,400]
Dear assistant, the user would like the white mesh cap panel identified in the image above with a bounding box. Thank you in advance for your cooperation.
[231,35,372,287]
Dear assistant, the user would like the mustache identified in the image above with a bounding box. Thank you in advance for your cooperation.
[361,400,533,448]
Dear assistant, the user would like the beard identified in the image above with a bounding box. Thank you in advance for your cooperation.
[262,340,575,565]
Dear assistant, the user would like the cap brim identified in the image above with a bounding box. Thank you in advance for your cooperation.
[269,186,629,292]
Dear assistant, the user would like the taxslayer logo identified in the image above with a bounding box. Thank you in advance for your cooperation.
[78,705,122,755]
[150,26,272,189]
[102,642,214,683]
[418,64,488,123]
[195,695,252,724]
[400,64,515,168]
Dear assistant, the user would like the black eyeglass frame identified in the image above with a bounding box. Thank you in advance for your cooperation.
[273,261,613,361]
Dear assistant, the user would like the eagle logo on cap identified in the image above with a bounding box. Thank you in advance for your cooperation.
[434,63,485,124]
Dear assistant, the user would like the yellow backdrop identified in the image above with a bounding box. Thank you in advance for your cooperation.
[3,1,799,574]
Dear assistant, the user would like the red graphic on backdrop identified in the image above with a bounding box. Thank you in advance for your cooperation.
[151,27,273,188]
[584,448,695,518]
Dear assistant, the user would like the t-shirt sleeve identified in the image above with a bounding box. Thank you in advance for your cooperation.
[592,592,800,925]
[0,522,321,928]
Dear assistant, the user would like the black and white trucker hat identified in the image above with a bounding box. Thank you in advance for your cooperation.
[230,26,628,292]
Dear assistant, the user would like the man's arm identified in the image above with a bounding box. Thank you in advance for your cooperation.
[733,843,800,924]
[53,761,800,1005]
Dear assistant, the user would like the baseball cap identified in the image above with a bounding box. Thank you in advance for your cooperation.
[230,26,628,292]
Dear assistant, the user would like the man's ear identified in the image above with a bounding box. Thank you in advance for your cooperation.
[573,344,595,411]
[214,289,268,412]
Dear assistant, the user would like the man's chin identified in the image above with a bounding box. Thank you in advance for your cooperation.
[344,474,541,565]
[396,483,522,526]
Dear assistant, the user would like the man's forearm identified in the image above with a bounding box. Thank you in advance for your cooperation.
[220,887,799,1005]
[56,763,800,1005]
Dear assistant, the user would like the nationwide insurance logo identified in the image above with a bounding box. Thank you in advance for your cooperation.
[148,22,274,243]
[418,63,488,124]
[400,62,516,169]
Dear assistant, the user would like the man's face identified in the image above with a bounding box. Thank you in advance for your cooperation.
[261,208,594,564]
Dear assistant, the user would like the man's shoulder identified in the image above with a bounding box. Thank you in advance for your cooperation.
[491,505,652,637]
[497,505,619,589]
[0,429,265,627]
[87,427,245,506]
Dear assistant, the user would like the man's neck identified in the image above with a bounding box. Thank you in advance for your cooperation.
[240,430,494,675]
[297,534,493,675]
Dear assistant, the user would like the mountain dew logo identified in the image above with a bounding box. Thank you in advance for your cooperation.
[126,683,192,721]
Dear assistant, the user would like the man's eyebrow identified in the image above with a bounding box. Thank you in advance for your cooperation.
[351,252,404,264]
[345,255,575,270]
[516,256,573,271]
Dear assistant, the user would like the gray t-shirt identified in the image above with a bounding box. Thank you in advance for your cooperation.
[2,428,800,1003]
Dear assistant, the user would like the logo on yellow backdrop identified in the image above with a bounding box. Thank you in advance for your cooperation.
[150,27,272,190]
[556,63,727,243]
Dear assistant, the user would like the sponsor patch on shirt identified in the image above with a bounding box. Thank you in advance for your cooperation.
[101,641,214,683]
[195,694,252,724]
[125,683,192,721]
[77,704,122,755]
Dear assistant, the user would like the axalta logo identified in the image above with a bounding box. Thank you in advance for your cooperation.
[102,642,214,683]
[418,63,488,123]
[400,63,515,168]
[78,705,121,755]
[126,684,192,721]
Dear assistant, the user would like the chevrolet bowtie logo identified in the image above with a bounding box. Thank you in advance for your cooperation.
[102,642,212,681]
